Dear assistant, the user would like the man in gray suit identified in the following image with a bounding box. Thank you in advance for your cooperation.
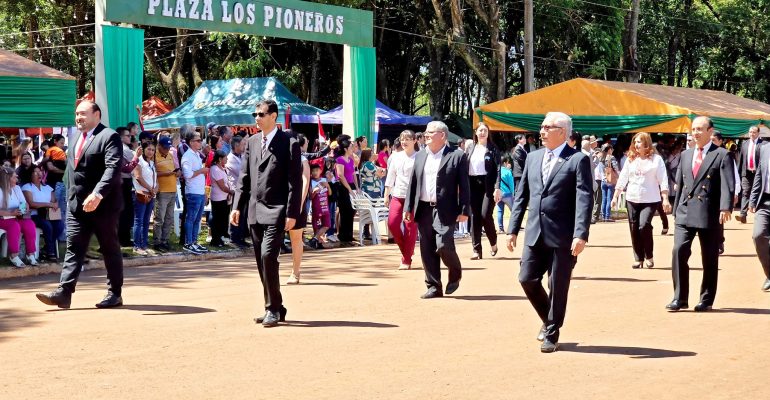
[747,141,770,292]
[667,116,735,312]
[506,112,593,353]
[404,121,471,299]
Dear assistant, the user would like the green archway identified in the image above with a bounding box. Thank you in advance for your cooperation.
[95,0,376,143]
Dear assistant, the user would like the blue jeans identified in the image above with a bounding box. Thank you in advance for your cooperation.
[31,213,64,256]
[496,195,514,230]
[133,194,155,249]
[184,193,206,245]
[54,182,67,241]
[601,182,615,219]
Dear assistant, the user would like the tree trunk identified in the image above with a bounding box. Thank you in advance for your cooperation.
[310,42,321,105]
[621,0,641,83]
[666,35,679,86]
[523,0,535,92]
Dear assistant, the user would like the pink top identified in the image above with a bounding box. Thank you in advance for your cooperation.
[377,150,389,168]
[336,156,356,184]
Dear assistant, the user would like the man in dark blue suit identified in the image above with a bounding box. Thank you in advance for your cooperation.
[506,112,593,353]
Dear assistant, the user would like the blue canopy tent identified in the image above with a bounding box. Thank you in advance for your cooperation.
[143,77,324,129]
[293,100,432,125]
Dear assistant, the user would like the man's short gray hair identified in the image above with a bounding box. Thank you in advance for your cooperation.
[545,111,572,135]
[427,121,449,134]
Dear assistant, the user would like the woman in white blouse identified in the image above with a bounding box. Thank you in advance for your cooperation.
[132,142,158,255]
[385,130,419,270]
[22,165,63,261]
[0,167,39,267]
[465,122,502,260]
[612,132,671,269]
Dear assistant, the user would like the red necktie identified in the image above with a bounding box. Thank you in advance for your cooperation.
[692,147,703,177]
[74,131,87,167]
[749,141,756,171]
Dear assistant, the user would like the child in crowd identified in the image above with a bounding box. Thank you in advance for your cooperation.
[497,155,515,233]
[310,164,331,249]
[359,149,382,198]
[324,156,339,242]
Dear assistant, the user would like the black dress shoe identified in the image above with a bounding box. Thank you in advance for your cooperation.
[95,293,123,308]
[490,245,498,257]
[261,310,281,327]
[694,302,712,312]
[541,339,559,353]
[445,280,460,295]
[36,289,71,309]
[665,300,689,311]
[254,306,287,324]
[420,288,443,299]
[536,325,547,342]
[718,243,724,255]
[762,279,770,292]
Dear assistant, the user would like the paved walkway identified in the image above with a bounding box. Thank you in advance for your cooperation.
[1,216,768,399]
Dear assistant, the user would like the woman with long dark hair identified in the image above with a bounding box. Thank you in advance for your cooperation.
[335,137,360,246]
[599,143,620,222]
[132,142,158,255]
[611,132,671,269]
[22,165,64,260]
[287,134,311,284]
[385,130,419,269]
[208,150,233,247]
[466,122,502,260]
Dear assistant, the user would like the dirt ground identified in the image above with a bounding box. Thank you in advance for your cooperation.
[1,215,769,400]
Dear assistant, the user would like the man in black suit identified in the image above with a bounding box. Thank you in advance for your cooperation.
[506,112,593,353]
[404,121,471,299]
[667,116,735,312]
[737,126,762,223]
[747,141,770,292]
[36,101,124,309]
[231,99,302,327]
[512,134,528,190]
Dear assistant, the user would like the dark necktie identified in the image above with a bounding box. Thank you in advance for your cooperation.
[261,135,268,159]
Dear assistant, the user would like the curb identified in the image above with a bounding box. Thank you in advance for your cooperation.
[0,248,251,281]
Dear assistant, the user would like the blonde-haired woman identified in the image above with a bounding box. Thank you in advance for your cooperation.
[0,167,39,267]
[612,132,671,269]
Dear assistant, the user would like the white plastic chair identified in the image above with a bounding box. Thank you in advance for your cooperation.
[351,192,389,245]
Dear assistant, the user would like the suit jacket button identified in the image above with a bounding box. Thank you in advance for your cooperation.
[702,185,706,189]
[688,195,692,199]
[707,175,711,179]
[698,196,702,200]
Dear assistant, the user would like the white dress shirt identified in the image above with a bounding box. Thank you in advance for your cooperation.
[469,143,487,176]
[420,146,446,203]
[181,149,205,195]
[261,127,278,151]
[542,142,568,182]
[616,154,669,203]
[691,144,711,171]
[385,150,416,199]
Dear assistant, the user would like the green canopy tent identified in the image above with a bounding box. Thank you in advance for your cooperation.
[0,49,76,128]
[143,77,324,130]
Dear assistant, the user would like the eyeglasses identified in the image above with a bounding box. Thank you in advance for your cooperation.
[252,111,272,118]
[540,125,564,131]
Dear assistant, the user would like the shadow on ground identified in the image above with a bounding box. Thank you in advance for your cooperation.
[452,295,526,301]
[0,298,43,342]
[573,277,657,283]
[560,343,697,359]
[282,320,398,328]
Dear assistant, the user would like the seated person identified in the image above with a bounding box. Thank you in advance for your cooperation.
[22,165,63,261]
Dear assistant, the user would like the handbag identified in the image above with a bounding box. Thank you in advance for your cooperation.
[46,207,62,221]
[604,159,619,186]
[136,191,153,204]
